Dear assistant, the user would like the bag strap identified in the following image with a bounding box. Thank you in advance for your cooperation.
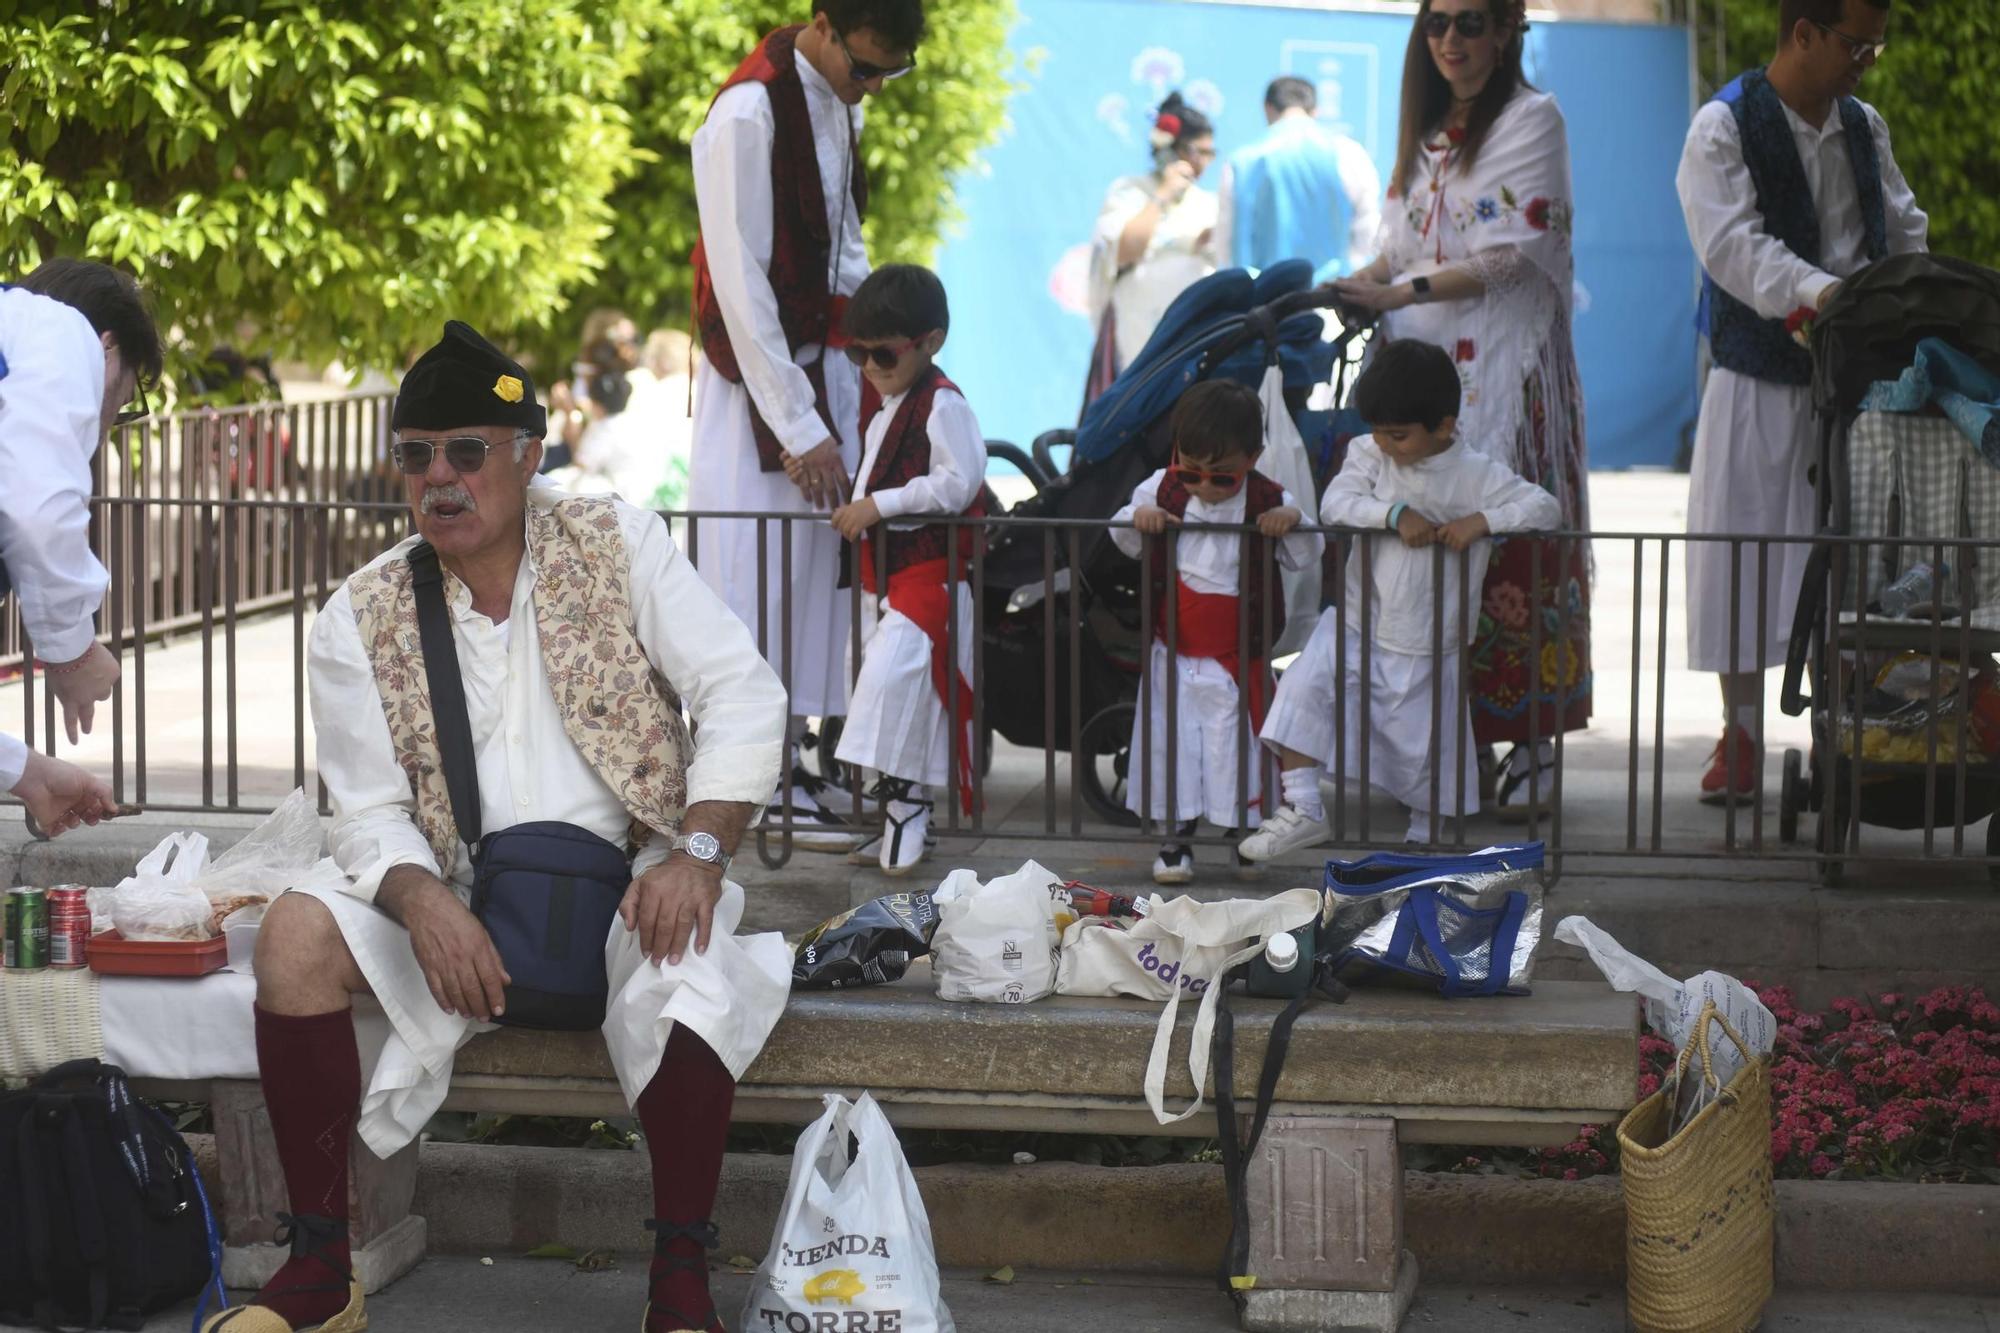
[16,1108,59,1329]
[408,541,483,848]
[54,1110,113,1329]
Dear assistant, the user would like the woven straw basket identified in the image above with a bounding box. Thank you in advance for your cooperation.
[1617,1002,1774,1333]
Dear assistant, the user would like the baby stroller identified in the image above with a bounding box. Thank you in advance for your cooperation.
[1777,253,2000,885]
[977,260,1370,824]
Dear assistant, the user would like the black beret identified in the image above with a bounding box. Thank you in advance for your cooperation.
[392,320,548,436]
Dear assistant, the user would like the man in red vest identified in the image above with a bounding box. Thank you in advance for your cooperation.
[688,2,926,851]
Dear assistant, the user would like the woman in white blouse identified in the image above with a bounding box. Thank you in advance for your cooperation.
[1085,91,1220,399]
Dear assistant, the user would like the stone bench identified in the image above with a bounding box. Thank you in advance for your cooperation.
[152,975,1637,1333]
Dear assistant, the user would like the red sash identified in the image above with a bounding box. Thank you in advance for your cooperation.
[860,553,978,814]
[1159,578,1272,733]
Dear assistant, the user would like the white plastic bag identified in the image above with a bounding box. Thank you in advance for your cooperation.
[929,860,1063,1004]
[105,831,212,941]
[741,1093,955,1333]
[191,787,326,913]
[1258,363,1321,657]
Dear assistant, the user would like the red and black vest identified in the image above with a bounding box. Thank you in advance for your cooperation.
[1144,469,1289,660]
[691,25,869,472]
[857,366,998,582]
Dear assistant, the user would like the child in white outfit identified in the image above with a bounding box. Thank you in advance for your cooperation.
[1110,380,1324,884]
[1241,339,1561,853]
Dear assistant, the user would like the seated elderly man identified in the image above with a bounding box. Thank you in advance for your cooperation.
[207,323,790,1333]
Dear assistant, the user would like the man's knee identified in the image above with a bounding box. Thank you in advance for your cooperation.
[255,892,362,1003]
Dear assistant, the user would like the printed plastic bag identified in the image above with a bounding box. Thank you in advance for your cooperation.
[741,1093,954,1333]
[1323,844,1546,996]
[794,891,943,990]
[929,860,1063,1004]
[104,832,212,941]
[1554,915,1776,1136]
[1259,363,1322,656]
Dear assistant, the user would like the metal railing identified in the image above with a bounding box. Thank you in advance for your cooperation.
[6,498,1997,886]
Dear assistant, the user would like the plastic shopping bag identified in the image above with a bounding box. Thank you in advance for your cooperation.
[103,831,212,941]
[929,860,1063,1004]
[1258,363,1322,657]
[741,1093,954,1333]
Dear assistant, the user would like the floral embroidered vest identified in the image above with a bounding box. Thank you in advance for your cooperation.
[1145,469,1289,660]
[1700,69,1886,386]
[348,496,692,871]
[691,25,868,473]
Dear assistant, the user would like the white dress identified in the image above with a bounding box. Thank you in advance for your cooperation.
[687,55,870,719]
[1261,439,1560,815]
[834,384,987,791]
[1089,175,1219,370]
[1676,95,1928,673]
[304,484,793,1155]
[1110,470,1323,827]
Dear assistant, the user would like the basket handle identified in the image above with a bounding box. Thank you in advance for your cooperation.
[1674,1001,1756,1099]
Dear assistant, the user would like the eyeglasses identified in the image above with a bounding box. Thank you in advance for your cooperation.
[1170,456,1249,493]
[113,380,151,427]
[844,339,917,370]
[835,29,916,83]
[1421,9,1491,39]
[392,434,522,475]
[1810,19,1885,63]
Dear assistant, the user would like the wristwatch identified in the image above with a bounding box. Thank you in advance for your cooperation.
[670,831,731,874]
[1409,275,1433,303]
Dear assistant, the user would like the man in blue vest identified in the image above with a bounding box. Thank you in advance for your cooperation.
[1677,0,1926,804]
[1214,76,1381,283]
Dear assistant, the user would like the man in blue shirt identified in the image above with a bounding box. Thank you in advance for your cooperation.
[1214,76,1383,283]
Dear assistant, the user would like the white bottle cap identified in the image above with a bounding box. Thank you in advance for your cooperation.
[1264,931,1300,972]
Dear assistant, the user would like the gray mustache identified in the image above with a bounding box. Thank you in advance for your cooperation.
[421,485,477,516]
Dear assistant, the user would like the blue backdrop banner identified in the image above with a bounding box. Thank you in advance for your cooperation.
[933,0,1696,470]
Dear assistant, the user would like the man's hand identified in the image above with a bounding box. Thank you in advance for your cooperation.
[1435,512,1491,552]
[48,642,119,744]
[384,872,511,1021]
[1131,505,1178,536]
[1257,505,1303,538]
[10,750,117,838]
[619,855,725,967]
[1395,507,1437,548]
[831,496,882,542]
[785,439,850,511]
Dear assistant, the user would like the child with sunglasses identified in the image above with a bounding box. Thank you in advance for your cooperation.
[829,265,997,875]
[1110,380,1324,885]
[1240,339,1560,856]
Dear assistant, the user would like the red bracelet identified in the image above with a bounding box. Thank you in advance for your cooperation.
[37,655,91,676]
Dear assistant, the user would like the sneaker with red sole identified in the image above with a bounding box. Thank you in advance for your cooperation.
[1699,726,1760,806]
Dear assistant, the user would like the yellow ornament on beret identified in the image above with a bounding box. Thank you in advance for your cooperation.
[493,374,524,403]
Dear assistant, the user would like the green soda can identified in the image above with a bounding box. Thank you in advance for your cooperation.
[5,887,49,971]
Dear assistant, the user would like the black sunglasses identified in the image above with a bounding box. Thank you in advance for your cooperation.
[835,28,916,83]
[1422,9,1491,39]
[392,435,517,475]
[113,380,152,427]
[1810,19,1885,62]
[844,339,917,370]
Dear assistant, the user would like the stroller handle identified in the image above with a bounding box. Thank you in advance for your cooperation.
[1196,283,1376,376]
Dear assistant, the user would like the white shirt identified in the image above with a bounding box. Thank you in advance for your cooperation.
[1677,93,1927,320]
[0,288,110,790]
[691,54,869,457]
[855,381,986,520]
[1320,439,1562,656]
[1090,176,1219,369]
[1110,467,1323,595]
[308,483,788,905]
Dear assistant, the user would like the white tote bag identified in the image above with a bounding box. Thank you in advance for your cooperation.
[1258,363,1322,657]
[741,1093,955,1333]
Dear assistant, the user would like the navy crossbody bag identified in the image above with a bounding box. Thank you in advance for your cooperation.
[408,541,633,1030]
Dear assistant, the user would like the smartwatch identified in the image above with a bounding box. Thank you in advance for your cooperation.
[671,831,731,874]
[1410,276,1433,303]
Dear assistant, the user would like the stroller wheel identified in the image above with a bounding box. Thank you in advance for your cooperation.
[1779,749,1803,845]
[1077,702,1140,828]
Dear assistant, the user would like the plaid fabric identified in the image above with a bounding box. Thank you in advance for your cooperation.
[1844,410,2000,628]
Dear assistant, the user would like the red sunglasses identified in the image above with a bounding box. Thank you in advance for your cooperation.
[1171,455,1249,492]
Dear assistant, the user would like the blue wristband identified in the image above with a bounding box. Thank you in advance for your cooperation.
[1387,502,1408,531]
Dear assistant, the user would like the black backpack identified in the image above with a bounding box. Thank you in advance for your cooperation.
[0,1060,221,1330]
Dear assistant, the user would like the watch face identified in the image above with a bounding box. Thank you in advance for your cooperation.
[685,831,721,861]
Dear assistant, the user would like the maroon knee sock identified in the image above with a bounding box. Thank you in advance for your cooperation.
[249,1005,361,1325]
[637,1025,735,1333]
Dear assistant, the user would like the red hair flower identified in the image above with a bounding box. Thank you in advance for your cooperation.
[1525,197,1551,231]
[1155,112,1183,137]
[1785,306,1817,348]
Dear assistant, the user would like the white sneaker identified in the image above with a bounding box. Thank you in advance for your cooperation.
[1237,805,1329,862]
[879,796,932,877]
[1404,810,1433,845]
[1152,843,1195,885]
[763,770,864,852]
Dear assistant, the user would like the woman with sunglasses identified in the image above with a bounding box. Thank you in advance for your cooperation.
[1334,0,1590,817]
[1083,91,1221,404]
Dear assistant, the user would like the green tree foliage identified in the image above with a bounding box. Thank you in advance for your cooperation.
[0,0,652,375]
[1698,0,1998,265]
[564,0,1022,348]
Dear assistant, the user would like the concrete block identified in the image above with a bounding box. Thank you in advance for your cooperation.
[1246,1117,1401,1293]
[224,1214,427,1296]
[210,1078,419,1249]
[1238,1250,1417,1333]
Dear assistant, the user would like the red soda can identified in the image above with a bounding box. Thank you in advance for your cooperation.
[47,885,92,970]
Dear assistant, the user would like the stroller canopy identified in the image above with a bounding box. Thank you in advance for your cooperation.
[1813,253,2000,414]
[1075,259,1337,465]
